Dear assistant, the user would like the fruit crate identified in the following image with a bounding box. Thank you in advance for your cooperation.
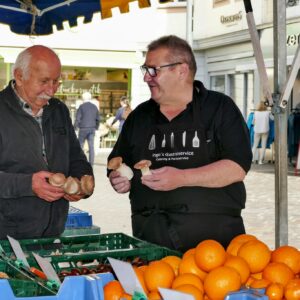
[0,257,55,297]
[0,270,114,300]
[0,233,181,268]
[65,206,93,228]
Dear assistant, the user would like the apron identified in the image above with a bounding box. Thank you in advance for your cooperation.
[130,87,244,252]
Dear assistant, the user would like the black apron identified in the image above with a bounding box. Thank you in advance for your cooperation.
[130,88,245,252]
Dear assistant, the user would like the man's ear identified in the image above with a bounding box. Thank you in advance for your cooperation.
[14,69,23,86]
[179,63,189,79]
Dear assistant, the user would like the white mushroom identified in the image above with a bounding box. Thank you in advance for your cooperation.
[134,160,152,176]
[48,173,66,188]
[107,156,133,180]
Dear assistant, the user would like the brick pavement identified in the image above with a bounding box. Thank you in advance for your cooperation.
[73,149,300,250]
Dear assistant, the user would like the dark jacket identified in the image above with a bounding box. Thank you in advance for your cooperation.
[74,101,100,130]
[0,82,93,239]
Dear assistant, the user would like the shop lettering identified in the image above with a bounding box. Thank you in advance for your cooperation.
[286,33,300,46]
[220,11,242,24]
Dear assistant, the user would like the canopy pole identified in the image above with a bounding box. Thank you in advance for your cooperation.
[186,0,193,46]
[273,0,288,247]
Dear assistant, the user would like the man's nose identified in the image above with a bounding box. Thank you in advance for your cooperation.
[144,72,152,82]
[46,81,59,94]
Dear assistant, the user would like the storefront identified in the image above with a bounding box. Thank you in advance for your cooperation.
[0,47,147,122]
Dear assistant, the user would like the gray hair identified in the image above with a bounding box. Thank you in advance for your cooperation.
[12,48,32,80]
[147,35,197,78]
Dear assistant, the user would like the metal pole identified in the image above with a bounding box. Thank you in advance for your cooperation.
[186,0,193,46]
[273,0,288,247]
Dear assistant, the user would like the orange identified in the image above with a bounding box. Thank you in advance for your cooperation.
[137,265,148,273]
[237,240,271,273]
[195,240,226,272]
[245,276,255,288]
[174,284,203,300]
[144,260,175,292]
[179,254,207,281]
[226,234,257,256]
[285,279,300,300]
[134,267,148,294]
[224,255,250,284]
[103,280,124,300]
[263,262,295,287]
[266,282,284,300]
[147,290,162,300]
[249,278,271,289]
[172,273,204,293]
[121,293,132,300]
[251,272,263,279]
[271,245,300,274]
[183,248,196,259]
[204,266,241,300]
[161,256,182,276]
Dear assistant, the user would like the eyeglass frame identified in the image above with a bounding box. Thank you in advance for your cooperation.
[140,62,183,77]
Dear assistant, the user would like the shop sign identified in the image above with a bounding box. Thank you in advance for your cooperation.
[220,11,242,25]
[261,23,300,58]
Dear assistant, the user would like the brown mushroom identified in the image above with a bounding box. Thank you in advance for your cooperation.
[107,156,133,180]
[80,175,94,196]
[134,160,152,176]
[63,176,81,195]
[107,156,123,170]
[48,173,66,187]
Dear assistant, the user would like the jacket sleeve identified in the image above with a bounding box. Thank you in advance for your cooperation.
[96,111,100,130]
[74,107,82,130]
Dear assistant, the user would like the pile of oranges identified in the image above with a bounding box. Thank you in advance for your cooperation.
[104,234,300,300]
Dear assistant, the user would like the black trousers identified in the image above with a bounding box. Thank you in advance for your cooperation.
[132,212,245,253]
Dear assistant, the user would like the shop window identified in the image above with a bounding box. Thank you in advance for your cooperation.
[213,0,230,8]
[210,75,225,93]
[286,0,299,7]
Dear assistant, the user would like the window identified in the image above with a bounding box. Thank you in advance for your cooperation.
[210,75,225,93]
[213,0,230,8]
[157,0,186,8]
[286,0,299,7]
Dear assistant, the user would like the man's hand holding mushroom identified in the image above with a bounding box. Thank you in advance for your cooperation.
[108,157,133,193]
[141,166,183,191]
[32,171,65,202]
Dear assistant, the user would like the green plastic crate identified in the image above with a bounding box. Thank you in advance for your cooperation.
[0,233,181,280]
[0,258,55,297]
[0,233,161,258]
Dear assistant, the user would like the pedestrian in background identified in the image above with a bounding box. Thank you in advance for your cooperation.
[111,96,132,134]
[75,92,100,166]
[0,45,93,239]
[252,101,273,164]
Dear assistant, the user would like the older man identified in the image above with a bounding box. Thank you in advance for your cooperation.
[0,45,93,239]
[108,35,252,252]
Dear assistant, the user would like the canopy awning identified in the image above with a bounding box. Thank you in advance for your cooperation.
[0,0,151,35]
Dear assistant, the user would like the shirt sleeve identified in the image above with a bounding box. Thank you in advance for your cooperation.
[217,97,252,173]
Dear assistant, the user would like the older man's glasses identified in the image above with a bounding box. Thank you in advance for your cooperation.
[140,62,182,77]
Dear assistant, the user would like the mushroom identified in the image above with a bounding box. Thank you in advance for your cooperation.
[48,173,66,188]
[63,176,81,195]
[134,160,152,176]
[80,175,95,196]
[107,156,133,180]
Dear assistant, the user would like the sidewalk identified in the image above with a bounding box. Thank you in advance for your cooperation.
[72,148,300,250]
